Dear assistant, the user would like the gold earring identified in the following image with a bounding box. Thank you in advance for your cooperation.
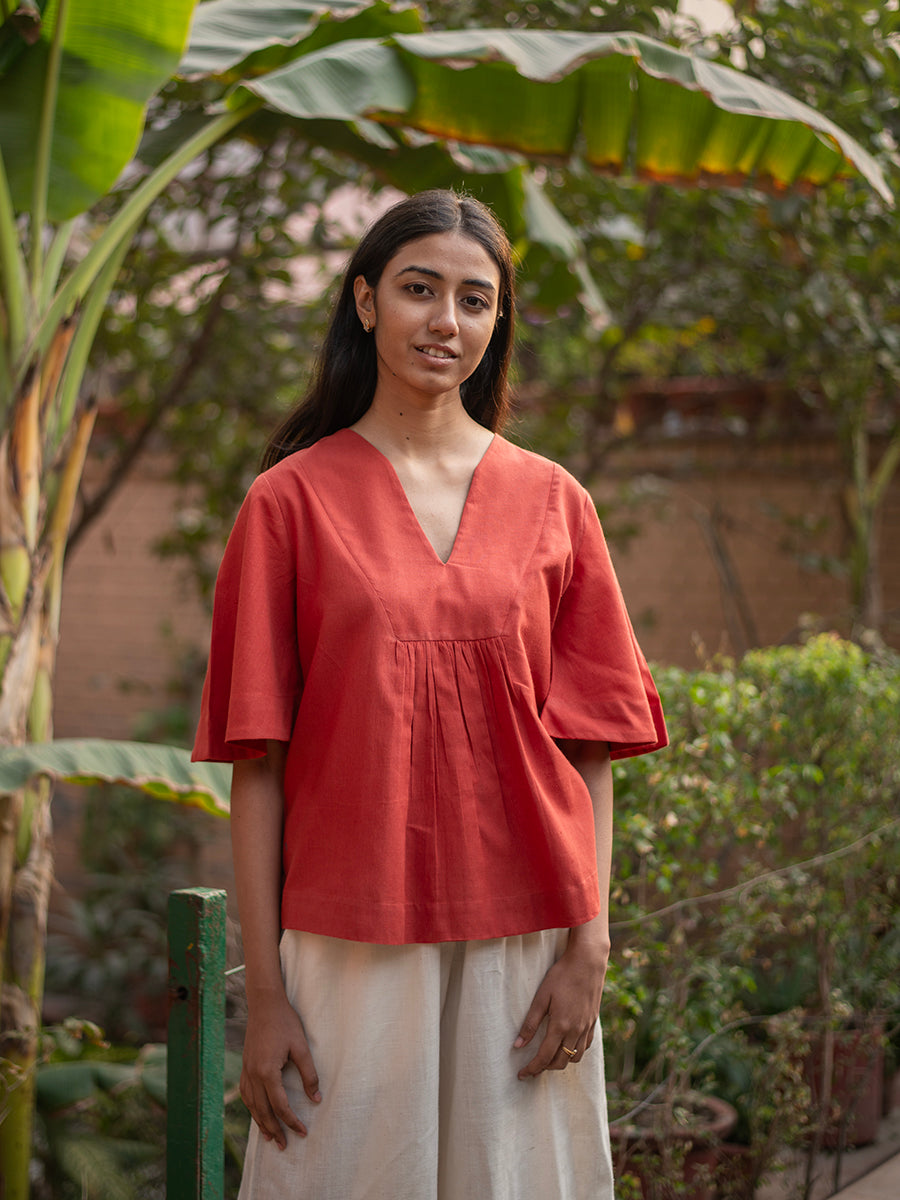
[363,318,371,333]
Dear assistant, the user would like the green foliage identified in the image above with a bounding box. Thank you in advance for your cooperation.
[0,740,230,816]
[76,0,900,612]
[713,2,900,626]
[31,1037,246,1200]
[739,634,900,1017]
[45,784,205,1042]
[425,0,679,33]
[605,635,900,1187]
[503,1,900,635]
[85,106,363,592]
[0,0,198,222]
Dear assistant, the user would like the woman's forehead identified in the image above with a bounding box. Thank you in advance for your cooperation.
[384,231,500,285]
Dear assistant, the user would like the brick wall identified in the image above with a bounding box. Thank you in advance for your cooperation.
[597,435,900,665]
[52,456,233,912]
[55,457,211,742]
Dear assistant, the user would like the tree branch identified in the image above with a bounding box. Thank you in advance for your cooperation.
[582,187,671,480]
[65,260,234,556]
[610,816,900,932]
[692,500,760,655]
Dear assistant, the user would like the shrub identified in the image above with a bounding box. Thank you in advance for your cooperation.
[604,635,900,1187]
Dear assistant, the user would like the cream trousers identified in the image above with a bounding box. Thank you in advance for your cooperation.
[238,928,614,1200]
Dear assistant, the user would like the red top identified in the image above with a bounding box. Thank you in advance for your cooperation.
[193,429,667,943]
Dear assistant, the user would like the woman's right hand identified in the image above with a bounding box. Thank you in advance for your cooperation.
[241,988,322,1149]
[231,747,319,1149]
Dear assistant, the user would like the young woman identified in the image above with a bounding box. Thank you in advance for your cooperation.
[193,189,667,1200]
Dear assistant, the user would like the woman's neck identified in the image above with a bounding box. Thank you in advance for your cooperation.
[352,392,489,462]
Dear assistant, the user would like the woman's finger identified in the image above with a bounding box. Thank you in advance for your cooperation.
[242,1065,308,1148]
[559,1039,582,1066]
[513,986,549,1050]
[266,1074,309,1140]
[291,1040,322,1105]
[243,1076,290,1149]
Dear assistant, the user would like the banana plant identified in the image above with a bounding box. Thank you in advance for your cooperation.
[0,0,892,1194]
[0,740,230,816]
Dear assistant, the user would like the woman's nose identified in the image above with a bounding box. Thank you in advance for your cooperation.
[429,299,458,336]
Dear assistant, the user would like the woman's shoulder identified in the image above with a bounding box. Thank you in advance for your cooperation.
[492,436,589,505]
[254,429,361,492]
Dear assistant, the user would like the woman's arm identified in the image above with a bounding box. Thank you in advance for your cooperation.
[232,741,321,1147]
[515,740,613,1079]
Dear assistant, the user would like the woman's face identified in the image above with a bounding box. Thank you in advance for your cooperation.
[354,230,501,407]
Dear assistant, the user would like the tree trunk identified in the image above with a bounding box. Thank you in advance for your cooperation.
[0,480,56,1196]
[0,375,95,1197]
[856,506,882,633]
[0,783,53,1200]
[0,606,55,1196]
[843,422,883,635]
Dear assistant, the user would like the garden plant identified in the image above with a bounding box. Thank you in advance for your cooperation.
[605,634,900,1199]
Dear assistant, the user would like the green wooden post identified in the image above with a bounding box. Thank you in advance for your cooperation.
[167,887,227,1200]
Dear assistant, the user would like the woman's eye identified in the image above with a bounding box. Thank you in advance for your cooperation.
[406,282,431,296]
[462,295,489,311]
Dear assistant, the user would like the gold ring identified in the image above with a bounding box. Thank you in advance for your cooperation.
[562,1046,577,1058]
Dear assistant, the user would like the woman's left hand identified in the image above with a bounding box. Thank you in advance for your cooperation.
[514,921,610,1079]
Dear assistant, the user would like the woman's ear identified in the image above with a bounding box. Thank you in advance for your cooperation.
[353,275,375,331]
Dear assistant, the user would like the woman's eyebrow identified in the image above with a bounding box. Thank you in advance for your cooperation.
[394,264,497,291]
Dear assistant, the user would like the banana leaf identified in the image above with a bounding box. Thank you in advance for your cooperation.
[0,740,230,816]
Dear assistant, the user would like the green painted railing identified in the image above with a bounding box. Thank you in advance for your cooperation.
[167,887,227,1200]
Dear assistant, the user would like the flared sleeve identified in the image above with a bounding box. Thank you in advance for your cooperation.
[192,474,301,761]
[540,489,667,760]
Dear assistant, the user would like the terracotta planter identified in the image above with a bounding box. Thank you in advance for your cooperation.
[804,1023,885,1148]
[610,1091,738,1200]
[883,1063,898,1117]
[707,1144,757,1200]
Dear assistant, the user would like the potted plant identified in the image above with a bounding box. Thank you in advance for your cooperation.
[739,635,900,1162]
[605,663,777,1199]
[605,636,900,1198]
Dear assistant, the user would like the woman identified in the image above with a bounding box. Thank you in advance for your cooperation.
[193,189,667,1200]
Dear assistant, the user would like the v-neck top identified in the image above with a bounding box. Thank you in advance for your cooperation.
[357,429,495,565]
[193,428,667,944]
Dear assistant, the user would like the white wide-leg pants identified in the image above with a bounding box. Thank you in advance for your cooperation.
[238,928,614,1200]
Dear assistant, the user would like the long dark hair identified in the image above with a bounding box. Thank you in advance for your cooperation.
[262,189,516,468]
